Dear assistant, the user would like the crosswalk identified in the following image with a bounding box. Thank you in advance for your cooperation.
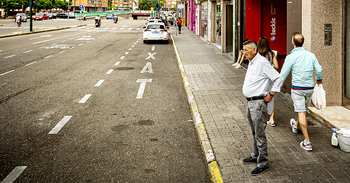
[75,26,142,32]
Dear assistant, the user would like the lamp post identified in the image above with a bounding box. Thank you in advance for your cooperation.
[99,0,102,11]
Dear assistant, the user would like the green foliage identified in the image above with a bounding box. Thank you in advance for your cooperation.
[1,0,28,11]
[36,0,53,10]
[55,0,68,10]
[139,0,163,10]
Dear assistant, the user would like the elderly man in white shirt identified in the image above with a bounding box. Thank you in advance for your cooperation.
[241,40,283,176]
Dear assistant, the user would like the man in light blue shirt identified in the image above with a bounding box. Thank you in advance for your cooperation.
[280,32,323,151]
[241,40,283,176]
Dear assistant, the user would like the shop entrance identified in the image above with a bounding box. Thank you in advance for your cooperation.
[226,5,233,52]
[344,0,350,109]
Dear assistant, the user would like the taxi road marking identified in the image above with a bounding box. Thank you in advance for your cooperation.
[2,166,27,183]
[48,116,72,134]
[136,79,152,99]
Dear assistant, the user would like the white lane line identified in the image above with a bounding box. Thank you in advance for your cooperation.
[125,52,129,54]
[58,50,65,53]
[134,43,137,45]
[0,83,7,89]
[136,79,152,99]
[48,116,72,134]
[136,40,139,43]
[0,70,15,76]
[106,69,113,74]
[115,62,120,65]
[132,45,135,47]
[2,166,27,183]
[120,56,125,59]
[86,41,90,43]
[95,80,104,87]
[78,94,92,103]
[129,48,132,50]
[33,32,84,45]
[78,43,84,46]
[151,46,155,51]
[23,50,33,53]
[70,47,75,49]
[4,55,15,59]
[25,61,36,66]
[44,55,53,59]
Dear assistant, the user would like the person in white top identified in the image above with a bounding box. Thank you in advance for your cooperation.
[241,40,283,176]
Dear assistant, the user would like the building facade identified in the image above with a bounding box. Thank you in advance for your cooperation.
[180,0,350,109]
[71,0,108,12]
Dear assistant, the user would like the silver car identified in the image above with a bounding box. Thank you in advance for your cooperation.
[15,13,27,22]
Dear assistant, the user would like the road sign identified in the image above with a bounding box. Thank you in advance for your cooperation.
[67,9,70,13]
[79,5,84,9]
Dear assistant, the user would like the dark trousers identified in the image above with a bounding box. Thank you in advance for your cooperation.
[178,24,181,32]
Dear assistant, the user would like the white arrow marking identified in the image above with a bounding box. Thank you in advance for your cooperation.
[146,52,156,60]
[140,62,153,73]
[49,116,72,134]
[136,79,152,99]
[2,166,27,183]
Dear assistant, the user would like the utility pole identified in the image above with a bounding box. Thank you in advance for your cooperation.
[30,0,33,32]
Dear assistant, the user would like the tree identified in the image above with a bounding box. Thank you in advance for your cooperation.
[139,0,163,10]
[55,0,67,10]
[35,0,53,11]
[1,0,28,16]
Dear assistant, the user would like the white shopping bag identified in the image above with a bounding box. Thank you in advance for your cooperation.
[311,84,326,110]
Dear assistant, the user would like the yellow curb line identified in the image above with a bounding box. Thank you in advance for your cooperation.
[171,34,224,183]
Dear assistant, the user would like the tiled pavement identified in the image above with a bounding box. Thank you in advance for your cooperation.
[171,27,350,182]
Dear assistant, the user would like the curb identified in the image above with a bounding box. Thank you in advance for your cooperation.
[170,35,224,183]
[0,24,87,39]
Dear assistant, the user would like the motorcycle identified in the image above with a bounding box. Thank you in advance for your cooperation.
[95,19,101,27]
[113,16,118,23]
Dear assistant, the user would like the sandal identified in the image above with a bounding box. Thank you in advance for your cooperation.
[267,120,276,127]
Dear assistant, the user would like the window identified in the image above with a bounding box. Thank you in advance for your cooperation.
[88,0,92,3]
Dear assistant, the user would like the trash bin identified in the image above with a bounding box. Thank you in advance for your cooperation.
[338,132,350,152]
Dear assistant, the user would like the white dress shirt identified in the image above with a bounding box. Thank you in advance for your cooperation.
[242,53,283,98]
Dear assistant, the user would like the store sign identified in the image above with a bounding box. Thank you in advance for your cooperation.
[270,18,276,42]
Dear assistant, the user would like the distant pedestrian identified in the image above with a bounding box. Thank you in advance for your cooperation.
[177,17,182,34]
[257,37,279,127]
[16,16,22,27]
[280,32,323,151]
[242,40,283,176]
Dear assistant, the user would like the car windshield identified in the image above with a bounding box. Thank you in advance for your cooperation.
[107,14,112,16]
[36,13,43,16]
[147,24,165,29]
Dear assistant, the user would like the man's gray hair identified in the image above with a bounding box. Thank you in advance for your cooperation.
[243,40,257,49]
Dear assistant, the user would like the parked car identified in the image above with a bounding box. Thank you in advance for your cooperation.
[68,12,75,18]
[48,13,57,19]
[15,13,27,22]
[34,13,49,20]
[58,13,68,18]
[48,13,53,19]
[143,22,169,44]
[106,14,114,19]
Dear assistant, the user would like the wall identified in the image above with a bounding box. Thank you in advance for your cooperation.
[303,0,343,106]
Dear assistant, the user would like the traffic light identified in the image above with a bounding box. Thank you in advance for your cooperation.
[156,4,159,10]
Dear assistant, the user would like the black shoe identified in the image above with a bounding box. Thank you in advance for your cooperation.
[243,156,257,164]
[251,167,269,176]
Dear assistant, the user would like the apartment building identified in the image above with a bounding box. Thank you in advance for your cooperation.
[165,0,177,10]
[71,0,108,12]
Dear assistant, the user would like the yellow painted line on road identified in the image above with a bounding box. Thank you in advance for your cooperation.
[209,161,223,183]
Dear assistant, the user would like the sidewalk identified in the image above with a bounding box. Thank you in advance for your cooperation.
[171,27,350,182]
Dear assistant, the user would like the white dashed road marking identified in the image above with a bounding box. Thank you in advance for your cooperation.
[2,166,27,183]
[120,56,125,59]
[132,45,135,47]
[5,55,15,59]
[78,94,92,103]
[95,80,105,87]
[44,55,53,59]
[106,69,114,74]
[25,61,36,66]
[23,50,32,53]
[58,50,65,53]
[48,116,72,134]
[0,83,7,89]
[151,46,155,51]
[125,52,129,54]
[129,48,132,50]
[0,70,15,76]
[115,62,120,65]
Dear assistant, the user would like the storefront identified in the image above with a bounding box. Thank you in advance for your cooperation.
[200,1,208,40]
[214,3,221,44]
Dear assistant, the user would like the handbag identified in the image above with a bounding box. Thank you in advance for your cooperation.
[311,84,326,110]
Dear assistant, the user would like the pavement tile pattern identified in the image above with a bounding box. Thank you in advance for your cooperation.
[171,27,350,183]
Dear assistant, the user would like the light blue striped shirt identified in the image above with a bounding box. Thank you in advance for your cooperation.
[242,53,283,98]
[280,47,323,88]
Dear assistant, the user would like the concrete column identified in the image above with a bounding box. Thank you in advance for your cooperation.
[221,0,227,53]
[302,0,312,51]
[210,1,216,43]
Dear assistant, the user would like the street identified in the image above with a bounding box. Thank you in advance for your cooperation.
[0,19,209,182]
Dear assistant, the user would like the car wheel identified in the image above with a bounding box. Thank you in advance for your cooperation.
[165,40,169,44]
[143,40,147,44]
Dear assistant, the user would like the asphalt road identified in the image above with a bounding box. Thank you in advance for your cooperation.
[0,19,209,182]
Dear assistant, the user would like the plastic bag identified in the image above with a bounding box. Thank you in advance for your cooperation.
[311,84,326,110]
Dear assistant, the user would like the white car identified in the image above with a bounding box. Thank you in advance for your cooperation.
[143,22,169,44]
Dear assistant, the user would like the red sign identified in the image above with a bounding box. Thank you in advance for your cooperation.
[67,9,70,13]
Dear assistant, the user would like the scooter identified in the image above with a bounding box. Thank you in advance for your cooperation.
[95,19,101,27]
[113,16,118,23]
